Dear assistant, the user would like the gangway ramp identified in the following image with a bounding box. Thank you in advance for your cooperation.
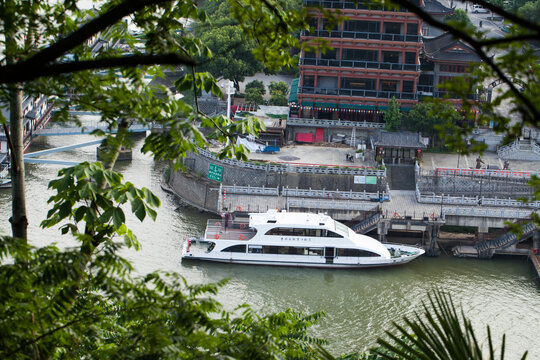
[23,140,103,166]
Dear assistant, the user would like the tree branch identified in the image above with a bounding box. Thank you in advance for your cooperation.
[21,0,174,67]
[479,34,540,46]
[0,54,195,84]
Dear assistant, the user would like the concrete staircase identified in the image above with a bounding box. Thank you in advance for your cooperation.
[497,139,540,161]
[351,213,380,234]
[474,222,537,259]
[387,165,416,190]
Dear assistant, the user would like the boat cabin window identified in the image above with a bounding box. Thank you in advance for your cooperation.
[222,245,247,253]
[248,246,324,256]
[248,245,262,254]
[265,227,343,238]
[336,248,381,257]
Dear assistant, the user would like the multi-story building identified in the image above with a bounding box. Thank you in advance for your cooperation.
[291,0,424,122]
[419,32,482,103]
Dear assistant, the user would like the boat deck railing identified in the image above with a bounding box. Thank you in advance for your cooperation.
[204,219,257,241]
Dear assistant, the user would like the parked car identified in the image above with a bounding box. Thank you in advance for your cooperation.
[472,5,489,13]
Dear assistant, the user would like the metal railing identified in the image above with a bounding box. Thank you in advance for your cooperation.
[475,222,536,253]
[299,86,418,100]
[302,29,421,43]
[197,148,386,176]
[287,198,378,211]
[303,0,419,13]
[442,207,534,219]
[497,139,540,158]
[287,118,385,129]
[222,185,279,196]
[433,167,539,179]
[300,57,420,71]
[415,185,540,208]
[282,187,389,200]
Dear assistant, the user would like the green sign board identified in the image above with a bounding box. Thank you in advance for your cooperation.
[208,163,223,182]
[365,176,377,184]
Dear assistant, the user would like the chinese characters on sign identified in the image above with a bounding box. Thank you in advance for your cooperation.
[208,163,223,182]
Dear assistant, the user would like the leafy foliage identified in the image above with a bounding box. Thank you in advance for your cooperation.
[383,97,402,131]
[444,9,474,29]
[404,101,462,148]
[268,80,289,106]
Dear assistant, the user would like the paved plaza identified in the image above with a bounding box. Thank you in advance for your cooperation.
[246,143,540,172]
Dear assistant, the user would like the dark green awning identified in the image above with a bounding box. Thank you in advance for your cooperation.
[338,103,376,110]
[289,78,299,103]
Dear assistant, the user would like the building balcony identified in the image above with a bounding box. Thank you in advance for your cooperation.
[300,57,420,72]
[299,86,418,100]
[303,0,419,12]
[417,85,479,100]
[301,29,421,43]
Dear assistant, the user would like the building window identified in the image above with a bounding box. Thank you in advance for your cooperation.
[341,78,376,90]
[321,49,337,60]
[382,51,400,63]
[403,81,414,93]
[405,52,416,64]
[344,20,380,33]
[406,23,418,35]
[303,75,315,87]
[383,22,401,34]
[342,48,377,62]
[440,64,466,73]
[380,80,398,92]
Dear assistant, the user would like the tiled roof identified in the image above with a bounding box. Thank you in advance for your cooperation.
[424,0,453,15]
[423,33,482,63]
[372,131,427,148]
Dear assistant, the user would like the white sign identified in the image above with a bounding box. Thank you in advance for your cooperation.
[354,175,366,184]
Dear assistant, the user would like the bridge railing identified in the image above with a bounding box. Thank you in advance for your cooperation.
[287,118,385,129]
[222,185,279,196]
[286,198,377,211]
[282,186,389,200]
[442,207,534,219]
[432,167,539,179]
[415,185,540,208]
[197,147,386,176]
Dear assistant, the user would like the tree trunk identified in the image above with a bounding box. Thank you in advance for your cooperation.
[9,84,28,240]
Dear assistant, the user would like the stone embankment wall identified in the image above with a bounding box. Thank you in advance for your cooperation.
[183,151,385,192]
[169,170,219,213]
[418,175,532,198]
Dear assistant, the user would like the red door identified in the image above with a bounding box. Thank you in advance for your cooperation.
[315,128,324,143]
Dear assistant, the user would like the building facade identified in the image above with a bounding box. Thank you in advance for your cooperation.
[292,0,424,122]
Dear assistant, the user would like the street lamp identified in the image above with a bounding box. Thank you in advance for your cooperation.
[224,80,235,119]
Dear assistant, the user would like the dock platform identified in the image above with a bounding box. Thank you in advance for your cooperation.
[530,250,540,280]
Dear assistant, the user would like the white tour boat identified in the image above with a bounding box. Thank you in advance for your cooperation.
[181,210,425,268]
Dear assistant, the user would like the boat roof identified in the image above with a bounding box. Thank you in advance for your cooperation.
[249,210,333,228]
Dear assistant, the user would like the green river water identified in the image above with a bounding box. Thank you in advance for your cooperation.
[0,129,539,358]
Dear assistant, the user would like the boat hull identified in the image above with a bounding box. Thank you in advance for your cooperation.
[181,242,424,269]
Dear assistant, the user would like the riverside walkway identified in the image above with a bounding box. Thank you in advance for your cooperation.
[216,144,538,225]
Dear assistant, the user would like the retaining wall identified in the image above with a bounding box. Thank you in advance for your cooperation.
[183,151,386,192]
[169,170,219,213]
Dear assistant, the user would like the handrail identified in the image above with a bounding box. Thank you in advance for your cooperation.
[300,57,420,71]
[416,187,540,208]
[287,118,385,129]
[222,185,279,196]
[442,207,534,219]
[301,29,421,43]
[299,86,418,100]
[196,147,386,176]
[282,186,389,200]
[433,167,539,179]
[287,198,378,211]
